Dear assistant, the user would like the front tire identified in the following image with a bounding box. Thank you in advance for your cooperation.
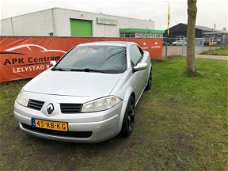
[145,70,152,90]
[120,96,135,137]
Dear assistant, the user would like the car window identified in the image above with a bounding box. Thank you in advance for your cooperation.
[130,45,143,65]
[55,46,126,73]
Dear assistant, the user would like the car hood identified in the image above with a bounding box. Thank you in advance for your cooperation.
[24,69,123,97]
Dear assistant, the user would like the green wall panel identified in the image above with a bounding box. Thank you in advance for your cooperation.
[70,19,92,37]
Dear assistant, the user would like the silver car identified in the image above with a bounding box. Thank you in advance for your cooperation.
[14,41,152,143]
[172,40,187,46]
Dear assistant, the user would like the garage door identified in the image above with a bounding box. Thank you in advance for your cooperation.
[70,19,92,37]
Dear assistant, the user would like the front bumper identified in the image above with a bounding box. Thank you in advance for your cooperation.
[14,96,124,143]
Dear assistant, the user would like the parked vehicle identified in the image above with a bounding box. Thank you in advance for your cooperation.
[14,41,152,143]
[172,40,187,46]
[209,39,217,46]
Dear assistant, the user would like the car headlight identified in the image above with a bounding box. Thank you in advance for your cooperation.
[81,96,121,112]
[16,90,29,107]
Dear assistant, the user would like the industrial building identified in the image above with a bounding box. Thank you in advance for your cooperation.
[164,23,215,38]
[0,8,164,38]
[203,30,228,45]
[163,23,228,45]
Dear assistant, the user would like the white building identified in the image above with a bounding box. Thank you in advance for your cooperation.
[0,8,164,38]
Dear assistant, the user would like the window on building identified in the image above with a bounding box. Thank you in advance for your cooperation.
[120,33,125,37]
[124,33,130,37]
[156,34,163,38]
[135,33,143,38]
[130,33,135,37]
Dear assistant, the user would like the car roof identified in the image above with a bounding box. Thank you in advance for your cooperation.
[77,41,136,47]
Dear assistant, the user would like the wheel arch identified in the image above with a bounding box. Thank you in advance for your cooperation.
[118,87,135,133]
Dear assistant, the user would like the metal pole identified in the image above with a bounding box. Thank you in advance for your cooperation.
[165,37,168,57]
[166,0,170,58]
[52,8,55,36]
[182,37,185,56]
[11,18,15,36]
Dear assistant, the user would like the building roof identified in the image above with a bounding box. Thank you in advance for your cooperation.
[202,30,228,35]
[1,7,155,23]
[195,25,214,32]
[167,23,216,32]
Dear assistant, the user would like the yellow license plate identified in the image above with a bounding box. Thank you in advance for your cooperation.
[32,118,68,132]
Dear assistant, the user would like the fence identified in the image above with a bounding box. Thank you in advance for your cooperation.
[162,37,220,57]
[0,36,163,82]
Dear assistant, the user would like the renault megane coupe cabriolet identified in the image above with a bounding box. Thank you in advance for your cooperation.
[14,41,152,143]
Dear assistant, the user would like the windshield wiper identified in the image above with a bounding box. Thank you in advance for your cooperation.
[70,68,105,73]
[52,67,114,73]
[52,67,71,71]
[52,67,104,73]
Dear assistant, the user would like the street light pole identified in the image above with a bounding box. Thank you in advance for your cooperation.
[167,0,170,37]
[165,0,170,57]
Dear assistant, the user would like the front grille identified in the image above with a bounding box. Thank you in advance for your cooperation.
[21,123,92,138]
[60,103,82,113]
[27,99,44,111]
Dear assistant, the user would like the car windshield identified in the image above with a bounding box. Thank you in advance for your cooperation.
[54,45,127,73]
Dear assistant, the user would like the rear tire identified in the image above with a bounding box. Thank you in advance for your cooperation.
[120,96,135,137]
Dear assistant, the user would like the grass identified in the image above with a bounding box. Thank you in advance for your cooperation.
[0,57,227,170]
[204,47,228,56]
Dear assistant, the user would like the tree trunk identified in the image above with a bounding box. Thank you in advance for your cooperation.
[186,0,197,76]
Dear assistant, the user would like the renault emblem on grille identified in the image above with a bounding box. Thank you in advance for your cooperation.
[47,103,54,114]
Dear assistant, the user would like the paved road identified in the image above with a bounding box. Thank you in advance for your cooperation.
[196,55,228,60]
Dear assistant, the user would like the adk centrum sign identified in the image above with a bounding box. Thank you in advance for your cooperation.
[96,17,118,25]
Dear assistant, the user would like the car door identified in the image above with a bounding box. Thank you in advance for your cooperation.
[129,45,146,101]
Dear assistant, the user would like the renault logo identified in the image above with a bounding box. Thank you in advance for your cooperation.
[47,103,54,114]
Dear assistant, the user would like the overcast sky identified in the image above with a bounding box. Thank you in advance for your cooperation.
[0,0,227,30]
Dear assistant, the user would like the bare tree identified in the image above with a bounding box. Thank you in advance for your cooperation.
[186,0,197,76]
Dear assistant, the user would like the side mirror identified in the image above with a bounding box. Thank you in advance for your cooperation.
[50,60,57,66]
[133,62,147,72]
